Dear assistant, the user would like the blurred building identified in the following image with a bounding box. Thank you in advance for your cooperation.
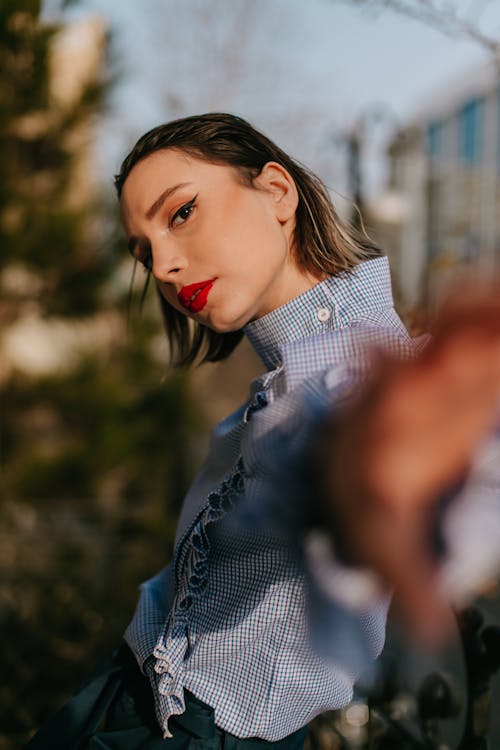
[377,60,500,309]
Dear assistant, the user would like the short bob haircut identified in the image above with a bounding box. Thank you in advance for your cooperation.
[115,112,381,367]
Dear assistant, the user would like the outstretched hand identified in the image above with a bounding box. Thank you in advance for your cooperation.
[316,284,500,645]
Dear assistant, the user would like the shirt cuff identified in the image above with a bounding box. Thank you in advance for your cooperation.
[303,528,385,612]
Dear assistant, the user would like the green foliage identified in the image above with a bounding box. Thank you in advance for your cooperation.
[0,345,198,746]
[0,4,202,747]
[3,337,198,511]
[0,0,113,315]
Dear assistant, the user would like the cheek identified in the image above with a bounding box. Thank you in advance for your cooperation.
[220,216,284,273]
[219,189,282,257]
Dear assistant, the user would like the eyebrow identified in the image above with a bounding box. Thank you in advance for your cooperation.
[145,181,192,220]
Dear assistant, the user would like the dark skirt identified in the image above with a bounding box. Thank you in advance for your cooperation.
[26,644,308,750]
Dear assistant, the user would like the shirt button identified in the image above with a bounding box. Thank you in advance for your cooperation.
[316,307,331,322]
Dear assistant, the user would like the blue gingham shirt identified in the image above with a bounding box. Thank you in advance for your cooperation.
[124,256,500,740]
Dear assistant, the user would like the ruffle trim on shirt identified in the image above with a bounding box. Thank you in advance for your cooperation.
[150,457,247,738]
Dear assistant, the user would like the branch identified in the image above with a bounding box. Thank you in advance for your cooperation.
[331,0,500,61]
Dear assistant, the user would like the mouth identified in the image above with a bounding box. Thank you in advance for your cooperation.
[178,278,215,313]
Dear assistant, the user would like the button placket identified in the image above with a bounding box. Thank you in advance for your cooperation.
[155,456,248,710]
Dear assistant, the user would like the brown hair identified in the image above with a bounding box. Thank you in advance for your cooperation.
[115,112,381,366]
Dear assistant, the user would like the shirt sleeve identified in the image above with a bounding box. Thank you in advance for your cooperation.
[239,325,500,677]
[238,332,396,677]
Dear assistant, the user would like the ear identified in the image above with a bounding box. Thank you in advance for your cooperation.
[253,161,298,224]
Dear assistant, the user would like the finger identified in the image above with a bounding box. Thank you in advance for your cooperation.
[356,507,453,646]
[363,333,500,509]
[433,277,500,328]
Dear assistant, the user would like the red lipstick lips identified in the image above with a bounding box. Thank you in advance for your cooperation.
[178,279,215,313]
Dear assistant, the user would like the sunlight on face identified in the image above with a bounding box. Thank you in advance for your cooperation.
[120,149,321,332]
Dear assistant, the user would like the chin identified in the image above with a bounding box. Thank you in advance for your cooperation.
[205,308,251,333]
[206,319,242,334]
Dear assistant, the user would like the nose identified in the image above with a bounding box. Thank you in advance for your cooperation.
[151,241,188,284]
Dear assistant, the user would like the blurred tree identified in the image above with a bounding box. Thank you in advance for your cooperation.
[0,3,200,747]
[0,0,111,316]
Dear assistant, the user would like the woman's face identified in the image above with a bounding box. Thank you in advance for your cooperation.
[120,149,319,332]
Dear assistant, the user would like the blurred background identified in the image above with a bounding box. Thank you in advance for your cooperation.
[2,1,500,747]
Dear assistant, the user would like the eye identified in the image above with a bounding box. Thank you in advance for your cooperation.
[170,196,197,228]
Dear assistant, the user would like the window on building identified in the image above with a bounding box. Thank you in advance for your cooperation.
[427,121,442,161]
[458,98,484,164]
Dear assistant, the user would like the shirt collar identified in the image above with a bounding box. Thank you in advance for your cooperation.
[243,256,393,370]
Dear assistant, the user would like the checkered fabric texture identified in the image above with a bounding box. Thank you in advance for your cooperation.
[124,257,500,740]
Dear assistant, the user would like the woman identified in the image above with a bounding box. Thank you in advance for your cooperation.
[29,113,500,749]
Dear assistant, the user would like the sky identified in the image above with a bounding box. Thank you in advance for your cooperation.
[43,0,500,199]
